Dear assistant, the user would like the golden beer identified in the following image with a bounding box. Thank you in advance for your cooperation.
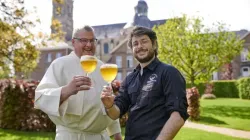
[80,55,97,73]
[100,64,118,83]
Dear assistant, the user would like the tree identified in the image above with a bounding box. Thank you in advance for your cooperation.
[0,0,65,78]
[0,0,41,78]
[154,15,244,86]
[50,0,66,41]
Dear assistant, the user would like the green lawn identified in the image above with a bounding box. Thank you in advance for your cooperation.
[0,129,54,140]
[1,127,247,140]
[175,127,248,140]
[111,127,248,140]
[0,98,249,139]
[196,98,250,131]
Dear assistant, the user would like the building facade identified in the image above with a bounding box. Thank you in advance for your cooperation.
[28,0,250,82]
[29,42,73,81]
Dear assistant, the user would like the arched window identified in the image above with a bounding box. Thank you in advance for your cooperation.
[104,43,109,54]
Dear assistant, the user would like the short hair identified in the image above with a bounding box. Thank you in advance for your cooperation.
[128,26,158,56]
[72,25,95,38]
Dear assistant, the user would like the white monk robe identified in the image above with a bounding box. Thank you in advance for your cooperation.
[35,51,121,140]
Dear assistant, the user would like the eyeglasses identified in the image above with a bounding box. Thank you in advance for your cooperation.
[132,39,150,48]
[74,37,98,45]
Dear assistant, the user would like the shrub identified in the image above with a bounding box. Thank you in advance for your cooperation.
[237,77,250,99]
[212,80,238,98]
[0,79,55,131]
[202,82,216,99]
[186,87,200,121]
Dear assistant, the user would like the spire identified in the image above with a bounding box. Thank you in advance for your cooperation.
[123,0,151,29]
[134,0,148,17]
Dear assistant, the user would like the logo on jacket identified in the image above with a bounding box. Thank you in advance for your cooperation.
[142,74,158,91]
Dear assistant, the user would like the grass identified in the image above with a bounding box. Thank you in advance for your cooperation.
[196,98,250,131]
[1,127,247,140]
[0,129,55,140]
[175,127,248,140]
[0,98,249,139]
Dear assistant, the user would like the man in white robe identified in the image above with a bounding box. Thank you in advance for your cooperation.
[35,25,122,140]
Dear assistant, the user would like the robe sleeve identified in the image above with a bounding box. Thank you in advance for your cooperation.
[34,59,68,117]
[106,119,122,136]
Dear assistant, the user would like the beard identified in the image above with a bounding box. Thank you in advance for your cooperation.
[134,48,155,63]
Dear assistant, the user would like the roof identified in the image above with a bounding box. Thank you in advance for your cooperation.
[92,23,126,39]
[92,19,167,39]
[38,41,73,51]
[234,29,249,39]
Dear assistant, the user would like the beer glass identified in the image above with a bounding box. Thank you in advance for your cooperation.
[100,64,118,89]
[80,55,97,88]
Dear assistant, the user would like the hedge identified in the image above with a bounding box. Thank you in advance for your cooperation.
[237,77,250,99]
[187,80,238,98]
[0,79,55,131]
[211,80,239,98]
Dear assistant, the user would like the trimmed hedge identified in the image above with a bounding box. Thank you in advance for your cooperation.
[0,79,55,131]
[187,80,238,98]
[238,77,250,99]
[212,80,239,98]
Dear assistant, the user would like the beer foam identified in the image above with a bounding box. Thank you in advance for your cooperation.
[100,64,118,69]
[80,55,96,61]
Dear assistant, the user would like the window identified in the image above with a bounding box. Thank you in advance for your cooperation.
[56,52,62,58]
[47,53,52,62]
[127,55,133,68]
[104,43,109,54]
[212,72,218,80]
[116,56,122,68]
[241,48,249,62]
[110,39,114,49]
[116,72,122,81]
[241,67,250,77]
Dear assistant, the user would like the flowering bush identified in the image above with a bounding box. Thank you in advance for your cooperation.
[186,87,200,121]
[0,79,55,131]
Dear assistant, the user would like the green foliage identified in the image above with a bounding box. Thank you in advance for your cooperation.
[51,0,66,41]
[186,83,206,95]
[0,79,55,131]
[237,77,250,99]
[50,18,65,41]
[154,14,244,86]
[187,80,239,98]
[212,80,239,98]
[0,0,41,78]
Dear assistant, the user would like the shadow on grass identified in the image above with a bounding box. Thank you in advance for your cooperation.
[201,106,250,120]
[197,116,227,125]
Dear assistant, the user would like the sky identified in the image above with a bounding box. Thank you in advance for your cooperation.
[24,0,250,35]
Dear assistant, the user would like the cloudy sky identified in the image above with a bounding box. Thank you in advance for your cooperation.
[24,0,250,35]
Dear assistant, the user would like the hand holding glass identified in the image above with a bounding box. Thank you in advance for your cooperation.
[100,64,118,90]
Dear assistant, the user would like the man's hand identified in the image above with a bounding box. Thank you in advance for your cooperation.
[113,132,122,140]
[60,76,91,104]
[101,86,115,109]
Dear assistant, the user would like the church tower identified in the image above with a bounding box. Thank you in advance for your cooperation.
[133,0,151,28]
[51,0,74,41]
[123,0,151,29]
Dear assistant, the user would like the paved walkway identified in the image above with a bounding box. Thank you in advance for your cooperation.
[184,121,250,139]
